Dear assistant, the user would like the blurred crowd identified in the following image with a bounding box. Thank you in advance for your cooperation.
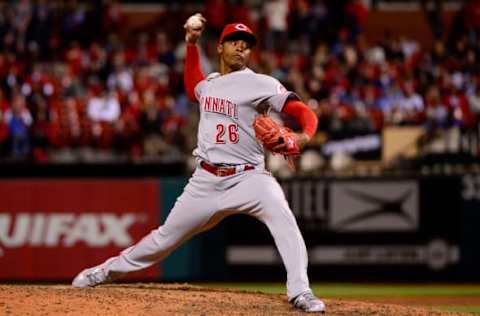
[0,0,479,163]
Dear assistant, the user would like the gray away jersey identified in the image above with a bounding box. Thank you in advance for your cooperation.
[193,67,298,166]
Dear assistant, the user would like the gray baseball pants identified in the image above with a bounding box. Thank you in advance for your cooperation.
[104,166,311,300]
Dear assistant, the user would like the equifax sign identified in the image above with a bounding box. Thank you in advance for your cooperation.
[0,213,139,251]
[0,179,160,280]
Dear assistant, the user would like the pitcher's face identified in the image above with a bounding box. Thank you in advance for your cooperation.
[218,39,251,71]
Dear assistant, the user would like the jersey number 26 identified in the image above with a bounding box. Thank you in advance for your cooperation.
[215,123,239,144]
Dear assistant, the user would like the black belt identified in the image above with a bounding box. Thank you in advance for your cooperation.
[200,161,255,177]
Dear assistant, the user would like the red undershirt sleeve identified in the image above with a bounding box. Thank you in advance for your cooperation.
[184,44,206,102]
[282,99,318,138]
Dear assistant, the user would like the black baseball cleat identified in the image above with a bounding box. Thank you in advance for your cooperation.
[291,291,326,313]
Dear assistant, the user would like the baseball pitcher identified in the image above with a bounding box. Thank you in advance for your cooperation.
[72,13,325,313]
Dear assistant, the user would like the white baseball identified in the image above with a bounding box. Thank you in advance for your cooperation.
[186,15,203,30]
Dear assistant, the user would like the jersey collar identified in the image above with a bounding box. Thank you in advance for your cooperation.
[206,67,254,81]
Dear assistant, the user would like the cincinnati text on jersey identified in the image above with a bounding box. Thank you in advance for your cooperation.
[201,96,238,119]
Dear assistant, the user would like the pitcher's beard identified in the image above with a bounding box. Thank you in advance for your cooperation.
[229,61,245,71]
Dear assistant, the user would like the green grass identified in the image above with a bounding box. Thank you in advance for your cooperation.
[200,282,480,297]
[196,283,480,315]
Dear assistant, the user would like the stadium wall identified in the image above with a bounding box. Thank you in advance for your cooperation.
[0,172,479,282]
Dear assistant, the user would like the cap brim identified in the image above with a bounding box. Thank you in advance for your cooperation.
[221,31,257,47]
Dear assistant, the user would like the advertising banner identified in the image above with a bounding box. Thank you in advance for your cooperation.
[322,133,382,160]
[0,179,160,280]
[226,177,462,277]
[460,174,480,279]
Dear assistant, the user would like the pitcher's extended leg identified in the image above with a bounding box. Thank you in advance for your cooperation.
[73,171,220,287]
[107,192,207,274]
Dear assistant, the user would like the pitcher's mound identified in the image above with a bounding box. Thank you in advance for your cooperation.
[0,283,467,315]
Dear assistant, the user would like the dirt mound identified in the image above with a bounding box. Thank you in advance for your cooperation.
[0,283,468,316]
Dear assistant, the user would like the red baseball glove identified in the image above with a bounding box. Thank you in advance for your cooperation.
[253,115,300,169]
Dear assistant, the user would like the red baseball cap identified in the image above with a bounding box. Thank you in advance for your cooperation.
[219,23,257,47]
